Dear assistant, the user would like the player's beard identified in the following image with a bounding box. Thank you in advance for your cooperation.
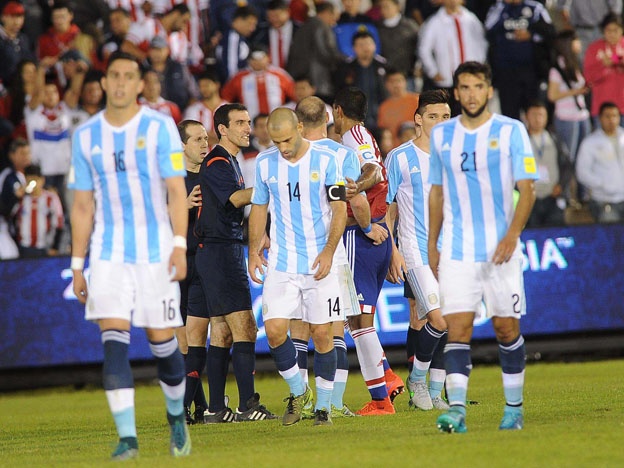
[461,101,488,119]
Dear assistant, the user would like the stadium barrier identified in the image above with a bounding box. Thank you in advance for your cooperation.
[1,224,623,374]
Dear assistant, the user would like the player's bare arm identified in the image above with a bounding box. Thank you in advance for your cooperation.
[248,203,269,284]
[385,202,407,284]
[427,184,444,280]
[166,176,188,281]
[492,179,536,265]
[346,162,382,199]
[313,195,347,281]
[228,187,254,208]
[350,191,388,245]
[70,189,95,304]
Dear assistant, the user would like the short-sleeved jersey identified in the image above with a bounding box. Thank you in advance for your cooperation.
[69,107,186,264]
[429,114,539,262]
[251,141,344,274]
[195,145,246,243]
[341,124,388,220]
[385,141,431,268]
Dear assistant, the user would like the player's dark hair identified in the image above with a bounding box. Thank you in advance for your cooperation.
[599,101,620,116]
[414,89,450,118]
[214,103,248,139]
[333,87,367,122]
[452,61,492,88]
[106,51,144,76]
[178,120,203,143]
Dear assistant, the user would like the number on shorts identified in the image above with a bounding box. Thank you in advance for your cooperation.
[162,299,176,321]
[327,296,341,317]
[512,294,521,314]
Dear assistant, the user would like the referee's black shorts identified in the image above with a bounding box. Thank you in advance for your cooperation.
[192,242,252,318]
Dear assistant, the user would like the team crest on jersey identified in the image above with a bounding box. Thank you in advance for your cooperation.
[136,136,146,150]
[170,152,184,171]
[488,138,499,150]
[310,171,320,182]
[428,293,439,305]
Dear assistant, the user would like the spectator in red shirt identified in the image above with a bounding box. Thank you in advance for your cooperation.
[584,13,624,126]
[37,1,80,61]
[221,45,295,120]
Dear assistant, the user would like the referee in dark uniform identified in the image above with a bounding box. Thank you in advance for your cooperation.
[176,120,213,425]
[195,103,275,422]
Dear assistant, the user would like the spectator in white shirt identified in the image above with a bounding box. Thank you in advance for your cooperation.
[576,102,624,223]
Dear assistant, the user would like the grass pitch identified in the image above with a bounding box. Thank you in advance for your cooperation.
[1,359,623,467]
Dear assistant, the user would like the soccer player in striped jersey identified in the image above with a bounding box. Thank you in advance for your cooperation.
[290,96,389,418]
[248,108,347,426]
[428,61,538,433]
[332,87,403,416]
[385,89,452,411]
[69,51,191,459]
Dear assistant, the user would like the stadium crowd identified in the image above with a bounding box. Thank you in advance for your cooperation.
[0,0,621,251]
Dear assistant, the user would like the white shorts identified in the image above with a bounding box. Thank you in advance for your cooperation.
[336,263,360,318]
[261,268,343,325]
[85,259,182,329]
[406,266,440,320]
[438,258,525,319]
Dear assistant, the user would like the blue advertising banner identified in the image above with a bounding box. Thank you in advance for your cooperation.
[1,224,623,370]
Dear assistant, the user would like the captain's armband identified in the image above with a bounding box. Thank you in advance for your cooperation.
[326,183,346,202]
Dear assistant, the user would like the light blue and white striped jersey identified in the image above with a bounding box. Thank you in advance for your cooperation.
[313,137,360,267]
[252,140,344,274]
[69,107,186,264]
[386,141,431,268]
[429,114,538,262]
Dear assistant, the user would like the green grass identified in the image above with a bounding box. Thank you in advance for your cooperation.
[1,359,623,467]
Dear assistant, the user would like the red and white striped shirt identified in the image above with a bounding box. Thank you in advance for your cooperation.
[16,190,64,249]
[342,124,388,220]
[221,67,296,119]
[106,0,148,22]
[153,0,208,65]
[183,99,228,135]
[126,18,189,64]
